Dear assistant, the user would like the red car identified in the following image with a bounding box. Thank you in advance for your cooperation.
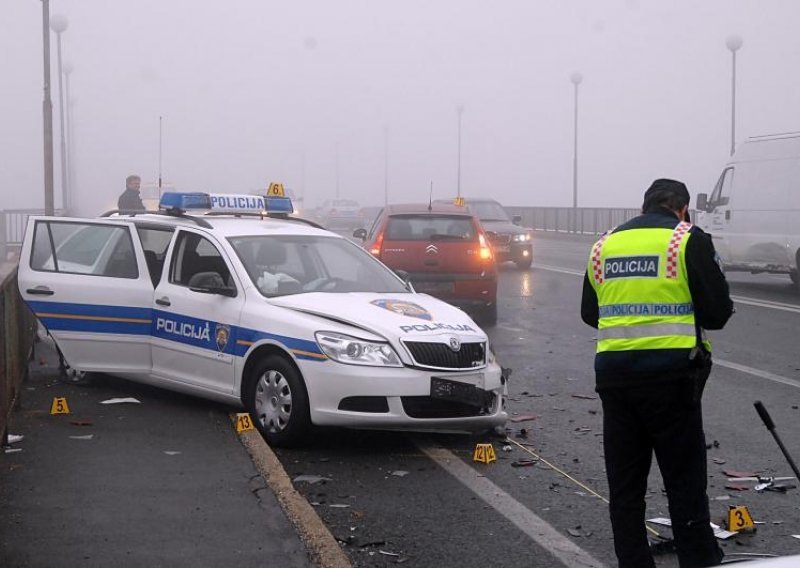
[354,203,498,324]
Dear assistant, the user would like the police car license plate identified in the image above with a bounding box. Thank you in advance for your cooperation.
[430,375,487,406]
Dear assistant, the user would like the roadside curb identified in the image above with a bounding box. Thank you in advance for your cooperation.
[234,420,352,568]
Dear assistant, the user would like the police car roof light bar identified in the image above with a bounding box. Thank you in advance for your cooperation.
[159,192,212,212]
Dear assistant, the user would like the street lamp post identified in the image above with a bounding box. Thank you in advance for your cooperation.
[63,60,74,209]
[384,125,389,206]
[456,105,464,198]
[726,35,743,157]
[50,14,69,213]
[41,0,55,215]
[570,72,583,233]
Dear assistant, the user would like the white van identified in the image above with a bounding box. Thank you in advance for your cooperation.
[695,132,800,287]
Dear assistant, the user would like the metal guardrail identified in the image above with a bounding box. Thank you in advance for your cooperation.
[1,209,65,262]
[506,206,641,235]
[0,264,37,444]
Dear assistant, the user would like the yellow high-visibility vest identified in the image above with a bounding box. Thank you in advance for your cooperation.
[588,221,710,356]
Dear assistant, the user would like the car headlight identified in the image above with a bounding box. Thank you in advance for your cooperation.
[315,331,402,367]
[512,233,532,242]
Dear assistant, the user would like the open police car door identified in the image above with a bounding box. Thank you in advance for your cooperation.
[17,217,154,376]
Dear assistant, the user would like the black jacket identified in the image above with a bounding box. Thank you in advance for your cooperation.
[118,189,145,212]
[581,208,734,389]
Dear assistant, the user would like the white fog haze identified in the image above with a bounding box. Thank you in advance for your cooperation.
[2,0,800,215]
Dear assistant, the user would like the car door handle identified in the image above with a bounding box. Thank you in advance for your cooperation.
[155,297,171,307]
[27,286,54,296]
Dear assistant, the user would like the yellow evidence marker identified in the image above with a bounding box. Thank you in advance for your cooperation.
[235,413,255,433]
[267,182,285,197]
[473,443,496,464]
[50,397,70,415]
[453,196,465,207]
[727,505,755,532]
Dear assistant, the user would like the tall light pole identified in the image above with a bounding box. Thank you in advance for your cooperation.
[383,125,389,205]
[63,60,74,210]
[41,0,55,215]
[456,105,464,198]
[158,116,163,196]
[726,35,743,157]
[570,72,583,232]
[50,13,69,213]
[335,143,340,199]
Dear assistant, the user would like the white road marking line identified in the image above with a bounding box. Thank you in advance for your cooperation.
[715,359,800,390]
[729,295,800,314]
[532,263,800,314]
[532,262,800,388]
[416,441,608,568]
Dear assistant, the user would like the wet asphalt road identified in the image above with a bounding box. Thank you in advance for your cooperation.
[273,233,800,568]
[8,233,800,567]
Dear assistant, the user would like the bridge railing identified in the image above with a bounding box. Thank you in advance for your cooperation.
[505,206,641,235]
[1,209,65,262]
[0,264,37,444]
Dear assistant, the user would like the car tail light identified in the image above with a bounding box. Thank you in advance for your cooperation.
[478,232,493,261]
[370,230,384,257]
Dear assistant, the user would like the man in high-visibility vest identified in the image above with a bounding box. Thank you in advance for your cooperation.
[581,179,734,568]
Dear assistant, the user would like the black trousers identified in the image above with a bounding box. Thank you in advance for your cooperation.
[600,379,723,568]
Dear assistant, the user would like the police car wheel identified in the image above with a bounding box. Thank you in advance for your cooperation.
[245,356,311,447]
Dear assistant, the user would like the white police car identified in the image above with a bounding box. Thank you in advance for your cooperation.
[17,191,508,446]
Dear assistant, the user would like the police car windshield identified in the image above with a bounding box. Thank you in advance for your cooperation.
[228,235,409,297]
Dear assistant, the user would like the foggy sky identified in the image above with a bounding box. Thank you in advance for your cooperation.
[2,1,799,216]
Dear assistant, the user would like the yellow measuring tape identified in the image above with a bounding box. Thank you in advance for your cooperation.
[505,437,662,538]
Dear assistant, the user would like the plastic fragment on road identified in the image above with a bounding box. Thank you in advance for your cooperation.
[4,448,22,454]
[379,551,399,557]
[100,397,141,405]
[69,435,93,440]
[510,415,539,423]
[329,503,350,508]
[511,458,538,468]
[647,517,737,540]
[7,434,23,444]
[571,394,597,400]
[163,451,181,456]
[390,470,409,477]
[293,474,332,484]
[724,469,759,478]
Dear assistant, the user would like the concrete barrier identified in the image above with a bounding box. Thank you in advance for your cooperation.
[0,264,37,445]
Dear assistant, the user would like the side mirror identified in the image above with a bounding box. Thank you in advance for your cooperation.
[188,271,237,297]
[695,193,708,212]
[353,228,367,240]
[512,215,522,226]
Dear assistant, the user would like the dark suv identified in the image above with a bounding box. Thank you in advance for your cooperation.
[435,198,533,269]
[354,203,498,324]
